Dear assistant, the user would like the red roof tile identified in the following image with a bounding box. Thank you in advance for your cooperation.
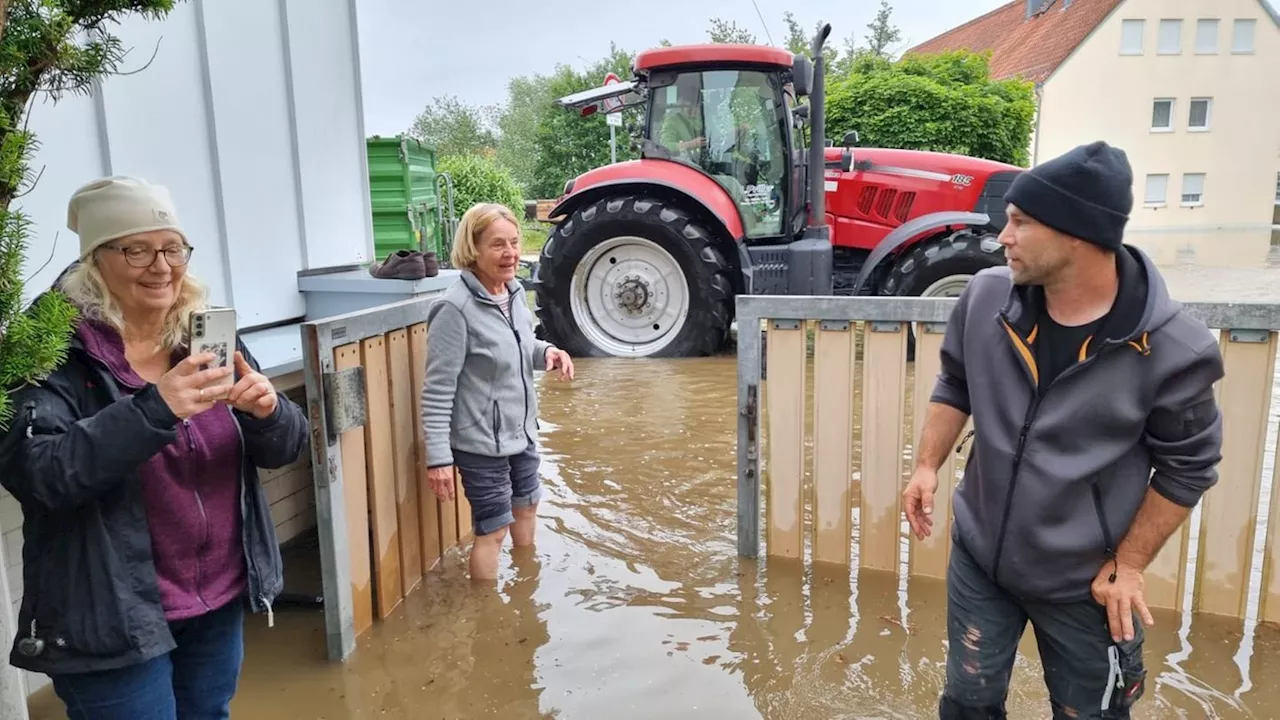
[906,0,1125,84]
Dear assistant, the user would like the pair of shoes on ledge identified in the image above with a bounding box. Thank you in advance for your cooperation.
[369,250,439,280]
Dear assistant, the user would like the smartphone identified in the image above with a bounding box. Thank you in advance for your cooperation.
[189,308,237,387]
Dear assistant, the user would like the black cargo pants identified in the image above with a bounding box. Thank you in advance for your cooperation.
[939,532,1147,719]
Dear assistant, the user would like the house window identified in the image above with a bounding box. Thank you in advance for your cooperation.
[1188,98,1212,130]
[1233,19,1256,53]
[1181,173,1205,206]
[1145,174,1169,206]
[1195,19,1220,53]
[1151,99,1175,131]
[1120,19,1145,54]
[1158,19,1183,54]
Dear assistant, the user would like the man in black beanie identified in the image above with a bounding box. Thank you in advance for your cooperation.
[902,141,1225,719]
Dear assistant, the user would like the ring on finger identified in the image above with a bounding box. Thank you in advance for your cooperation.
[199,387,205,401]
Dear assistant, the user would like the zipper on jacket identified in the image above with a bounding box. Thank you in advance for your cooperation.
[499,294,534,447]
[1091,480,1119,582]
[956,429,975,455]
[492,401,502,454]
[230,414,268,627]
[182,418,212,611]
[990,313,1134,585]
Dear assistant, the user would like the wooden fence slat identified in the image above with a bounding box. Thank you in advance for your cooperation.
[386,329,424,596]
[456,469,474,543]
[909,324,963,580]
[361,335,403,618]
[766,321,807,559]
[409,324,443,573]
[812,321,855,566]
[334,344,373,636]
[1145,518,1190,613]
[860,321,908,572]
[1260,386,1280,623]
[1193,331,1277,617]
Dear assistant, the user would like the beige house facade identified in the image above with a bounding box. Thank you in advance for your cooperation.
[910,0,1280,267]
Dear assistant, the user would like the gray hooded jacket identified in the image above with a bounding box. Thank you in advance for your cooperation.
[422,269,552,467]
[931,245,1224,602]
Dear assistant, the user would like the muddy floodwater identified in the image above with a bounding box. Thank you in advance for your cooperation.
[26,263,1280,719]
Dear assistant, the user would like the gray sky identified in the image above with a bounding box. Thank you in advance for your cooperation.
[355,0,1011,136]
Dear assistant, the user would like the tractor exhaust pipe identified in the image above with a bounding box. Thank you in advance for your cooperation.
[807,23,832,229]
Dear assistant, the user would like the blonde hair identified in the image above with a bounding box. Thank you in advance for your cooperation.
[450,203,521,269]
[60,253,209,352]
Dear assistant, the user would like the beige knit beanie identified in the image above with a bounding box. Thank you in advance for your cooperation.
[67,176,188,258]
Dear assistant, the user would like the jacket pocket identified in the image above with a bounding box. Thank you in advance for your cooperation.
[1090,479,1116,559]
[40,528,135,657]
[492,401,502,454]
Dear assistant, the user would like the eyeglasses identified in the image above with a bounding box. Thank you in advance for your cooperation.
[104,244,193,268]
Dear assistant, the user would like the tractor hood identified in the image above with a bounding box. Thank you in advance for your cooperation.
[823,146,1021,182]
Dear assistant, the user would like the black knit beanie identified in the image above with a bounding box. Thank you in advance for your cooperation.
[1003,141,1134,250]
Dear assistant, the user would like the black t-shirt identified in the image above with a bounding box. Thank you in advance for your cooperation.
[1035,310,1105,392]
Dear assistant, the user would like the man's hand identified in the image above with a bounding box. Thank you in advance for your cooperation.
[1091,559,1155,643]
[903,466,939,540]
[545,347,575,381]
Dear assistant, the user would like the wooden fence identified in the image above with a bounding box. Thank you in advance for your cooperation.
[302,294,471,661]
[736,295,1280,621]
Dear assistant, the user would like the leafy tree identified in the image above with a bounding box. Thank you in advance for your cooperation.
[863,0,904,59]
[407,95,499,159]
[706,18,756,44]
[826,50,1036,166]
[526,44,640,199]
[494,74,552,194]
[783,12,837,72]
[0,0,179,429]
[438,154,525,224]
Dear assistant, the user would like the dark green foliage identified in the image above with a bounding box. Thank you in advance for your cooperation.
[437,154,525,222]
[826,50,1037,167]
[0,0,180,428]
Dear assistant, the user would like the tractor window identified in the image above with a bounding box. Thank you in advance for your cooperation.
[649,69,787,239]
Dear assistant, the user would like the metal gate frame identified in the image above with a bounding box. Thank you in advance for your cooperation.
[300,294,440,661]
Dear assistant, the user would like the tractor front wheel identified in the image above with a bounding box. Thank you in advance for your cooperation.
[531,195,735,358]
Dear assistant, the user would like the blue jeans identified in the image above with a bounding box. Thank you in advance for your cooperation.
[940,532,1147,719]
[51,599,245,720]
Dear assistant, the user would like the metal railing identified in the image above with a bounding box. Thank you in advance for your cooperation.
[736,294,1280,620]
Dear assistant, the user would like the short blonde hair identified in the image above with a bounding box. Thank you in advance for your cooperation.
[450,203,520,269]
[60,251,209,352]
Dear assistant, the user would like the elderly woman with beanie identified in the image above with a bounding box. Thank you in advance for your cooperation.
[421,202,574,582]
[0,176,308,719]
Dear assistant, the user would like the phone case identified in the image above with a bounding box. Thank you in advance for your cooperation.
[190,308,237,387]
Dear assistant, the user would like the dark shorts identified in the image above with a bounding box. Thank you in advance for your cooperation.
[451,441,543,536]
[940,531,1147,719]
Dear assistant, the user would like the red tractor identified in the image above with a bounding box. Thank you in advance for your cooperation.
[531,25,1021,358]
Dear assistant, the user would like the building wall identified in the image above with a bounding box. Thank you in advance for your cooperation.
[12,0,375,325]
[1036,0,1280,267]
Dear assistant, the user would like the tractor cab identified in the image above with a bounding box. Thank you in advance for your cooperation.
[559,44,817,244]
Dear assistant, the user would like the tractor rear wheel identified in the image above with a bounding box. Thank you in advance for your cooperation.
[881,229,1005,361]
[531,195,735,358]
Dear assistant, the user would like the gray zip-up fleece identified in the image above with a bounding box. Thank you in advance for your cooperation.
[931,245,1224,603]
[422,269,552,467]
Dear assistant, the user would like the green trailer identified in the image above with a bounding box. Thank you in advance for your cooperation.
[365,135,456,262]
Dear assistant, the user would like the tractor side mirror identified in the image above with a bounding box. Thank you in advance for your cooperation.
[792,104,810,125]
[791,56,814,97]
[843,130,860,147]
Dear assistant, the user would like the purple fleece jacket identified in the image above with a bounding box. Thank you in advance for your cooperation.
[77,319,247,621]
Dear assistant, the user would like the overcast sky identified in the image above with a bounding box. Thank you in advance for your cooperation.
[354,0,1012,136]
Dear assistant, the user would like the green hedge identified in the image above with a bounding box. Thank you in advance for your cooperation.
[439,154,525,220]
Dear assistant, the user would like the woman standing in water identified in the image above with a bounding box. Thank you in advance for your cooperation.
[421,203,574,580]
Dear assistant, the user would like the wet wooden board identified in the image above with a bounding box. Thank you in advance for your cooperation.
[334,344,373,636]
[386,329,424,595]
[361,335,403,618]
[811,320,855,566]
[1260,410,1280,624]
[860,321,907,573]
[1194,331,1276,617]
[909,324,965,580]
[409,324,443,573]
[455,468,474,543]
[765,321,807,560]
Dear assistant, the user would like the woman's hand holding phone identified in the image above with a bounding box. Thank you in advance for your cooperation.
[226,351,278,419]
